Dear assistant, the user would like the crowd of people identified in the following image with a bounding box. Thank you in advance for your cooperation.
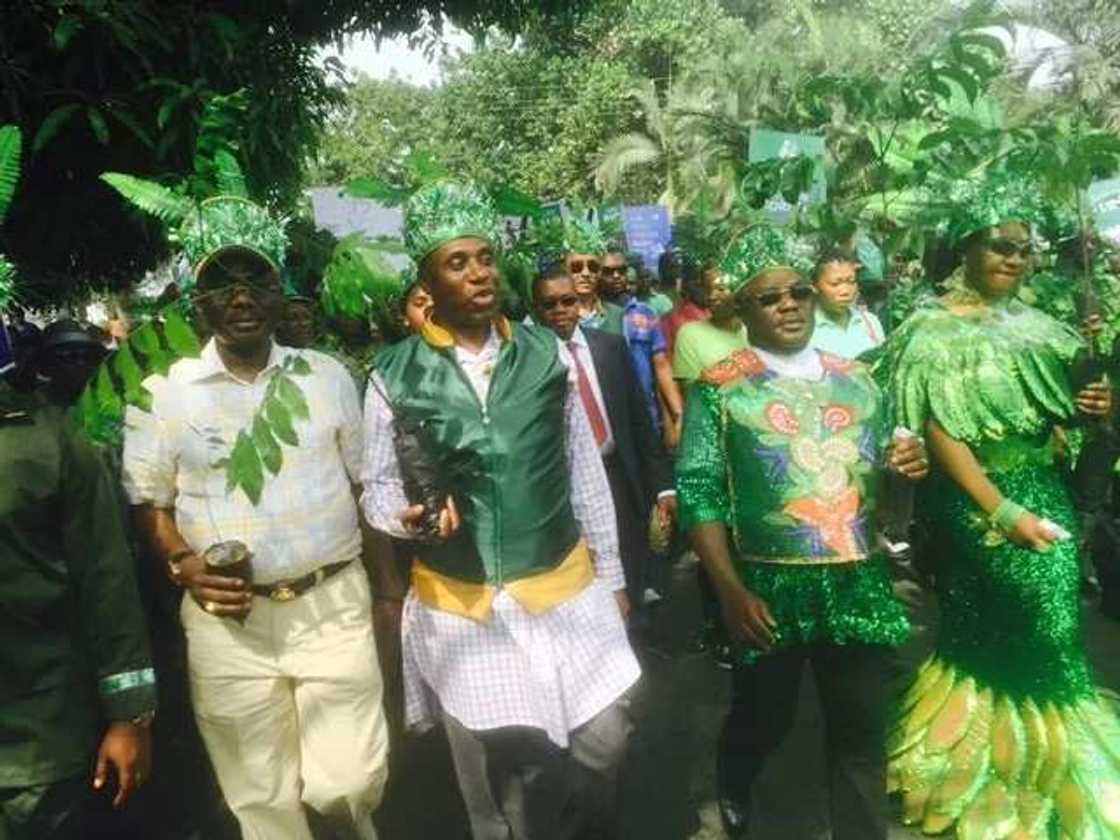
[3,167,1120,840]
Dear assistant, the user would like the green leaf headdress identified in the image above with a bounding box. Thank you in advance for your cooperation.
[721,223,814,293]
[0,124,22,310]
[402,180,504,265]
[101,154,288,280]
[928,170,1049,248]
[320,235,408,322]
[562,216,608,256]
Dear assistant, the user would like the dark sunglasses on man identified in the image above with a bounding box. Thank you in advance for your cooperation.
[568,260,600,275]
[745,283,816,309]
[985,238,1033,259]
[600,265,627,277]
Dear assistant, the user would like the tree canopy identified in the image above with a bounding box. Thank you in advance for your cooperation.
[0,0,590,306]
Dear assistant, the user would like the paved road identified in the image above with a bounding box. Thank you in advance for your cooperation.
[378,553,1120,840]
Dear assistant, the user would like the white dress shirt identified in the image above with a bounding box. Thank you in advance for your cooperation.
[123,340,364,582]
[560,326,615,454]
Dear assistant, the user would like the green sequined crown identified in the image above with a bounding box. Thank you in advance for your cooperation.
[721,224,813,291]
[933,170,1049,246]
[176,196,288,273]
[403,180,503,263]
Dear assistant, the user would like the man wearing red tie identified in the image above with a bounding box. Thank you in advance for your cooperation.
[532,265,677,611]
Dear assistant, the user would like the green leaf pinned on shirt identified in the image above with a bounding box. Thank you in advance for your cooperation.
[251,414,283,475]
[226,430,264,505]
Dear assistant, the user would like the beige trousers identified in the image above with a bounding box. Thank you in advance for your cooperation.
[182,561,388,840]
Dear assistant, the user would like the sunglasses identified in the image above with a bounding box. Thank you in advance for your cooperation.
[600,265,627,277]
[539,294,580,311]
[745,283,816,308]
[196,279,283,304]
[985,238,1033,259]
[568,260,600,275]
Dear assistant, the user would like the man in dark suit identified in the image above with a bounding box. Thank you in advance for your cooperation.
[532,265,677,610]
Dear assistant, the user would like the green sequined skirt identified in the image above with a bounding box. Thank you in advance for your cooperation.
[723,556,909,665]
[889,457,1120,837]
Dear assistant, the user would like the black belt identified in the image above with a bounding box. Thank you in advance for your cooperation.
[250,560,352,602]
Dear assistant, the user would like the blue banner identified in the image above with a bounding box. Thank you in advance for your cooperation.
[621,205,672,275]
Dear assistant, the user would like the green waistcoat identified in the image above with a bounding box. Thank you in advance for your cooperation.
[376,323,580,585]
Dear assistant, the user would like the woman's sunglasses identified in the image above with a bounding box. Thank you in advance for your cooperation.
[985,238,1033,259]
[745,283,816,309]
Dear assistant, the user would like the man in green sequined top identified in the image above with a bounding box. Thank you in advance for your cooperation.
[676,224,928,840]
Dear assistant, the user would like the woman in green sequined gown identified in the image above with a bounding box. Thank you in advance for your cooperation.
[883,208,1120,838]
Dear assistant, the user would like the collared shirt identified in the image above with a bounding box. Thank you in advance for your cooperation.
[1,386,156,786]
[580,299,625,335]
[562,326,615,455]
[123,339,364,583]
[361,322,637,746]
[812,305,884,359]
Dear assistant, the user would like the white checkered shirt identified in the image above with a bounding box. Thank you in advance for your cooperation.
[123,340,364,583]
[361,329,639,745]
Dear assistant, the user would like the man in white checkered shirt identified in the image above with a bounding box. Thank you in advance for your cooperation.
[124,244,389,840]
[361,181,640,840]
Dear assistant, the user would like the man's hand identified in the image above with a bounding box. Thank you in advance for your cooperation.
[399,495,461,539]
[655,495,678,527]
[888,435,929,481]
[614,589,631,623]
[1076,381,1112,418]
[1081,315,1105,342]
[178,553,251,619]
[717,583,777,652]
[93,721,152,808]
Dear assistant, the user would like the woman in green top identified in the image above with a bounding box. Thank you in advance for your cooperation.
[880,172,1119,839]
[672,266,748,383]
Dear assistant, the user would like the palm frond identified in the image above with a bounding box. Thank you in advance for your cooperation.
[0,125,22,222]
[593,133,662,194]
[100,173,191,223]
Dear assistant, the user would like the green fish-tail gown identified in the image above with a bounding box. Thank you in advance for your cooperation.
[881,295,1120,839]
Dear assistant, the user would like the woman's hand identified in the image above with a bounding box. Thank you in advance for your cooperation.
[1007,511,1058,551]
[1076,381,1112,418]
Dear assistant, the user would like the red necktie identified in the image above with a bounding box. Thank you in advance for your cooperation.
[568,342,609,448]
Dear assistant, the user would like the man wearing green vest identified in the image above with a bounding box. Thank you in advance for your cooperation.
[1,381,157,838]
[361,181,640,840]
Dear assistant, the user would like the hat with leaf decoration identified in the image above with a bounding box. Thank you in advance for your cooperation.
[562,216,608,256]
[0,125,22,311]
[927,169,1049,247]
[721,223,814,292]
[101,150,288,280]
[402,180,504,264]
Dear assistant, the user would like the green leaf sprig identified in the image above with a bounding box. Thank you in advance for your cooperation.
[220,355,312,505]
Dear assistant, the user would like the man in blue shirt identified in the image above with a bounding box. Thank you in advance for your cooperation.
[600,247,682,445]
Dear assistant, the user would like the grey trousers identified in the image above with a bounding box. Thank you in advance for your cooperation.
[442,698,633,840]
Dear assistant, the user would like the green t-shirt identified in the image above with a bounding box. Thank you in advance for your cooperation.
[647,292,674,317]
[672,319,749,382]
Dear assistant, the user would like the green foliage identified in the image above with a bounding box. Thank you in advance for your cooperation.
[75,309,202,446]
[222,355,313,505]
[319,235,407,321]
[0,126,21,222]
[99,174,191,224]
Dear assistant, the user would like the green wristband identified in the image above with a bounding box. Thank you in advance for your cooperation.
[991,499,1027,534]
